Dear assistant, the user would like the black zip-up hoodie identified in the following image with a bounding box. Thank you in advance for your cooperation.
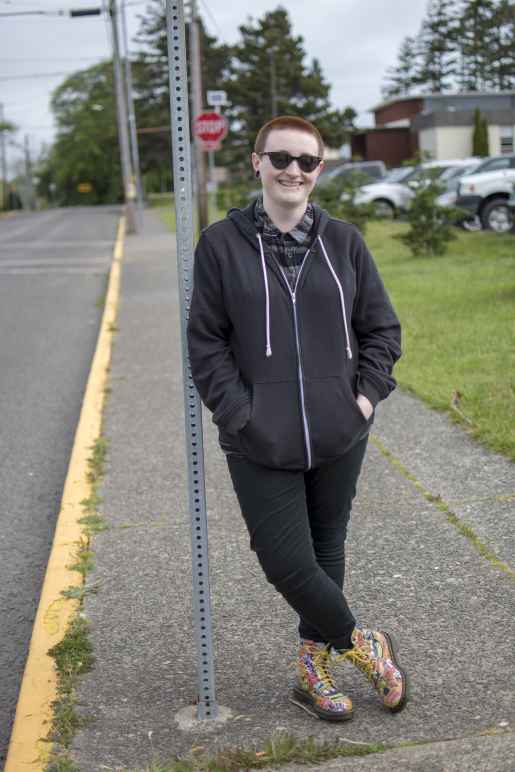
[187,202,401,471]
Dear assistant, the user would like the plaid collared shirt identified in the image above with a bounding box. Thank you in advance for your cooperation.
[254,197,314,292]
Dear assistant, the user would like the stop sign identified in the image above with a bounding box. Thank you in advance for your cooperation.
[193,112,228,151]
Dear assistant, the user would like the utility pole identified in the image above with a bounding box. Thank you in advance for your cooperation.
[0,103,8,211]
[189,0,209,230]
[24,134,35,211]
[120,0,144,215]
[109,0,137,234]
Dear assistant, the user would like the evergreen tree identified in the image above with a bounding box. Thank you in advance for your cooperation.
[132,0,232,190]
[382,36,418,98]
[400,170,458,257]
[414,0,460,92]
[472,108,489,156]
[488,0,515,90]
[223,8,351,174]
[381,0,512,96]
[457,0,499,91]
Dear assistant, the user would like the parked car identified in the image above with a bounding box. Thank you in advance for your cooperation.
[507,182,515,220]
[455,154,515,232]
[352,159,477,218]
[318,160,387,187]
[435,160,484,205]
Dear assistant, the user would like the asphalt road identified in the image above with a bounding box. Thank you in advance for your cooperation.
[0,206,120,765]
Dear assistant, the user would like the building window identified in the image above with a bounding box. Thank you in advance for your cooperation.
[500,126,514,154]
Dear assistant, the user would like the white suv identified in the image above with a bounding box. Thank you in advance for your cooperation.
[455,154,515,232]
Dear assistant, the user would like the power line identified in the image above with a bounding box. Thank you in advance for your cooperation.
[0,72,79,81]
[198,0,223,39]
[0,56,106,61]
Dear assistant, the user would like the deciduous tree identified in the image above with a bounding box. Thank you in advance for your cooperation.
[39,61,121,205]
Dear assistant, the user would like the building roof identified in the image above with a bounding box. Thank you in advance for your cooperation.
[369,91,515,113]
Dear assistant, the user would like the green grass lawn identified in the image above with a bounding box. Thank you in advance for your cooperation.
[366,221,515,461]
[159,201,514,461]
[155,193,225,236]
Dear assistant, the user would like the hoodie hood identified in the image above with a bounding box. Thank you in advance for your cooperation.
[227,200,331,249]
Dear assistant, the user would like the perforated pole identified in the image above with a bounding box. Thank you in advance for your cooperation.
[165,0,218,721]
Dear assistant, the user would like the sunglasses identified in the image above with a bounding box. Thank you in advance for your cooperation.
[259,151,322,173]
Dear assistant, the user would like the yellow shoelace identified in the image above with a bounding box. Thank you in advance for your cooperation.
[311,649,338,692]
[341,646,378,681]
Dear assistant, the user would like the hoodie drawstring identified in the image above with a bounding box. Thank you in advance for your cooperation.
[257,233,272,357]
[317,235,353,360]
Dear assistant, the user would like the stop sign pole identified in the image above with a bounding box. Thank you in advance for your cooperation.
[165,0,218,721]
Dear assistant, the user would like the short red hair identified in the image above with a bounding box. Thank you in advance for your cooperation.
[254,115,324,157]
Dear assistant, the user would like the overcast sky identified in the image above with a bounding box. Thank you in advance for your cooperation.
[0,0,429,171]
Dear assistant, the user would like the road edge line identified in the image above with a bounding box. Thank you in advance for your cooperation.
[5,215,126,771]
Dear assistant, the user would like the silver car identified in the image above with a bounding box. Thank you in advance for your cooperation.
[352,159,479,218]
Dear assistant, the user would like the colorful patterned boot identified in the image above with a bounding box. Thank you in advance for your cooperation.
[292,640,353,721]
[336,627,408,712]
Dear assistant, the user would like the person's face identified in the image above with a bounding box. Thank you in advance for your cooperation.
[251,128,324,210]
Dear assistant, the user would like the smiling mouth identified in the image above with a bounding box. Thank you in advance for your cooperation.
[278,180,303,187]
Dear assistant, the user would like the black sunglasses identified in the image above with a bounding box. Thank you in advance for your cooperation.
[259,151,322,173]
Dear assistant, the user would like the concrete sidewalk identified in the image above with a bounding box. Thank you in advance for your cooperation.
[71,209,515,770]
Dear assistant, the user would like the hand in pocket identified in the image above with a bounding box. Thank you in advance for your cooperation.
[356,393,374,420]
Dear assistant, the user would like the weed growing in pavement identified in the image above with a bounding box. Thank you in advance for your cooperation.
[67,537,95,577]
[78,513,108,534]
[46,757,82,772]
[45,615,95,769]
[86,436,108,486]
[61,583,100,601]
[130,734,387,771]
[45,433,109,770]
[80,489,102,516]
[45,607,95,768]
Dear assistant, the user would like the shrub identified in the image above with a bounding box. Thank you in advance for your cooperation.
[400,171,462,257]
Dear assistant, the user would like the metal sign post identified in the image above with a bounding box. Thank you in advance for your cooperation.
[165,0,218,720]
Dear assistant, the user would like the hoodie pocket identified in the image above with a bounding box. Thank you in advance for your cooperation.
[238,380,306,470]
[305,375,370,461]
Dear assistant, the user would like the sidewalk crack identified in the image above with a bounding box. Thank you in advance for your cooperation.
[370,434,515,583]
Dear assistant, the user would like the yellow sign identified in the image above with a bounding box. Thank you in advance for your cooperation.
[77,182,92,193]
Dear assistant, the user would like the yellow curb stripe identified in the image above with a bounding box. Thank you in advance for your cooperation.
[5,216,126,771]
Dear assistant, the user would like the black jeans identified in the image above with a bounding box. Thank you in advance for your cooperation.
[227,436,368,650]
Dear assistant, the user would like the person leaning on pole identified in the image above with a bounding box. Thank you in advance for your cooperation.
[187,115,408,721]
